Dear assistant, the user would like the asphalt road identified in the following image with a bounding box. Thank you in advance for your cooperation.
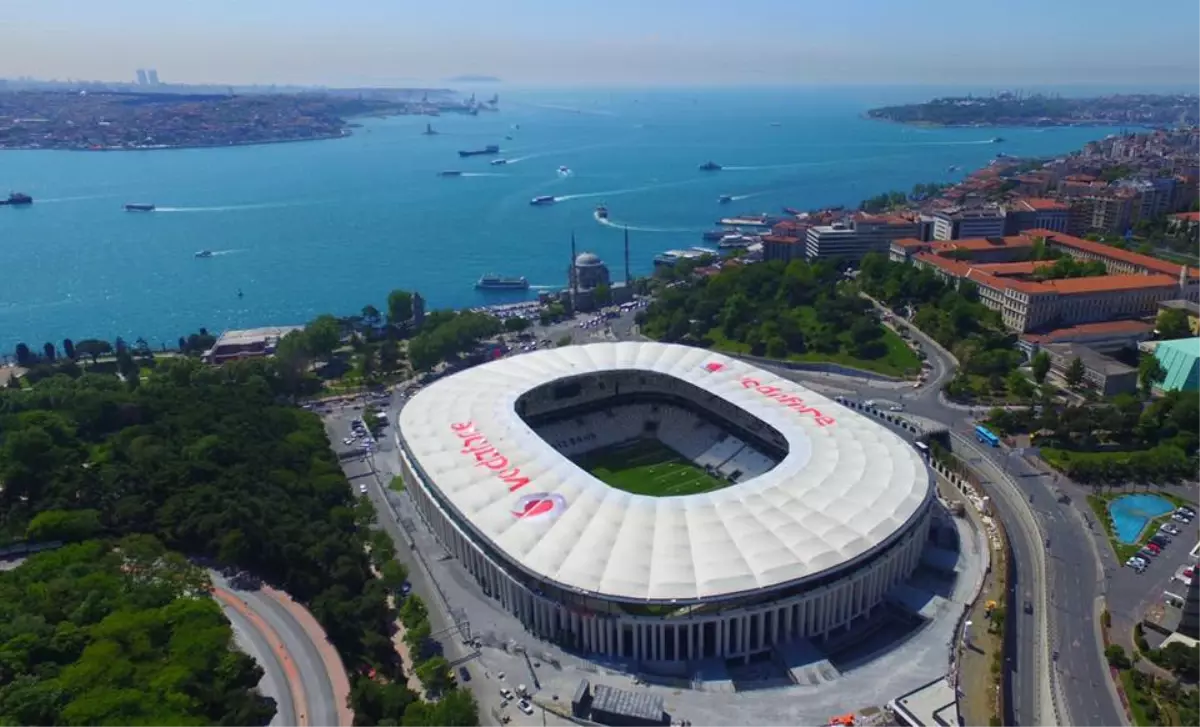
[212,572,339,727]
[217,589,299,727]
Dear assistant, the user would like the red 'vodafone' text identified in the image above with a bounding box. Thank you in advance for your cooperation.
[450,421,532,491]
[739,377,836,427]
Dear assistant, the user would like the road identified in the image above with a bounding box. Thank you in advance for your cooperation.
[815,300,1125,726]
[211,572,343,727]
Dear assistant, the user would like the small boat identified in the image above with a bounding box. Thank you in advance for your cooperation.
[769,122,782,127]
[0,192,32,206]
[595,204,609,220]
[439,170,464,177]
[718,195,733,204]
[490,159,508,166]
[422,123,439,135]
[476,274,530,290]
[505,135,514,140]
[557,165,571,175]
[124,203,155,212]
[530,195,557,206]
[947,165,961,172]
[237,288,244,298]
[990,137,1005,143]
[195,250,214,258]
[698,161,722,171]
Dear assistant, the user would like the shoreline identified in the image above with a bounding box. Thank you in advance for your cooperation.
[0,128,355,154]
[863,115,1153,130]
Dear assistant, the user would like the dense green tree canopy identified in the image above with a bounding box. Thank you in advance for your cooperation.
[0,537,274,726]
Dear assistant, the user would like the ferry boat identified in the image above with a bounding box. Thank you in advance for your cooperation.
[195,250,214,258]
[438,170,464,177]
[475,274,530,290]
[530,195,557,206]
[459,144,501,157]
[698,161,722,171]
[990,137,1005,143]
[124,203,155,212]
[717,214,771,229]
[595,204,609,220]
[0,192,32,206]
[718,194,733,204]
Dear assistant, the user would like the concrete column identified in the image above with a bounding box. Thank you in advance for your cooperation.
[698,621,705,659]
[634,623,642,661]
[740,616,750,662]
[688,624,696,660]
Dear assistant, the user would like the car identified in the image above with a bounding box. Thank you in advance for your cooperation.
[1147,542,1162,553]
[1160,523,1180,535]
[400,581,412,595]
[358,483,368,494]
[1179,506,1196,515]
[864,400,877,408]
[888,404,905,412]
[1173,513,1190,522]
[1023,600,1033,614]
[499,687,514,701]
[1126,557,1142,567]
[1150,536,1170,547]
[458,666,471,682]
[517,701,534,716]
[342,437,355,445]
[1139,548,1157,559]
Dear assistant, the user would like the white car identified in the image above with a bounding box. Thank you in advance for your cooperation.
[517,701,534,716]
[342,437,355,446]
[889,404,905,412]
[499,687,514,701]
[358,483,368,494]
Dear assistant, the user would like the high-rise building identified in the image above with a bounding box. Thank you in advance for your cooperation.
[803,213,919,261]
[931,205,1007,240]
[147,69,160,85]
[136,69,148,86]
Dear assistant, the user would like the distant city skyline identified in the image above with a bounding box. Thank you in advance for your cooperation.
[3,0,1198,87]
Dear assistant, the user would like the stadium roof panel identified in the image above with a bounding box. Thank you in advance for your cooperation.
[398,342,931,602]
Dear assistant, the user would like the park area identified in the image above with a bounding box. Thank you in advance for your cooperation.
[573,438,730,497]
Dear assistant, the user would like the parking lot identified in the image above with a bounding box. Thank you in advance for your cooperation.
[1121,505,1194,575]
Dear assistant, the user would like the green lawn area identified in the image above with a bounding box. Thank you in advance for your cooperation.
[706,327,920,378]
[573,438,730,497]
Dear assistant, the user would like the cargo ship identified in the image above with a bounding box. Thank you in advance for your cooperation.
[124,203,155,212]
[475,274,530,290]
[698,161,722,171]
[530,195,557,206]
[0,192,32,206]
[459,145,500,157]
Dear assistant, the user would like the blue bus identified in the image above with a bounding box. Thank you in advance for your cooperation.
[975,425,1000,448]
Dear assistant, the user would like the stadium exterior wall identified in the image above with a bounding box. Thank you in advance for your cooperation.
[397,439,932,663]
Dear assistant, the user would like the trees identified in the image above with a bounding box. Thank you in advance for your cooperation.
[1138,353,1167,397]
[1156,307,1191,340]
[362,304,383,329]
[0,539,274,726]
[387,289,414,324]
[406,311,502,371]
[41,342,56,362]
[305,314,343,361]
[14,342,31,366]
[74,338,113,364]
[593,282,611,306]
[504,317,530,333]
[415,656,453,695]
[1065,356,1086,389]
[62,338,75,360]
[1031,351,1051,384]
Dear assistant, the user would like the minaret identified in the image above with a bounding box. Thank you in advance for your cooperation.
[570,232,579,300]
[624,227,631,287]
[1179,570,1200,639]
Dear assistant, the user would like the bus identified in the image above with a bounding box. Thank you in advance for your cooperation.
[975,425,1000,448]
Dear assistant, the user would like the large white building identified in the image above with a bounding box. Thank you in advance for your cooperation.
[396,342,933,663]
[804,214,920,262]
[931,205,1007,241]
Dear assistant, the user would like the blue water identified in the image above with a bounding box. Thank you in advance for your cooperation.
[0,88,1132,350]
[1109,494,1175,544]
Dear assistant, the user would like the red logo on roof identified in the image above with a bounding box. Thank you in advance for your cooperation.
[511,493,566,520]
[702,362,726,373]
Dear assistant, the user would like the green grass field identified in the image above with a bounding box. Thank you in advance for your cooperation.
[573,438,730,497]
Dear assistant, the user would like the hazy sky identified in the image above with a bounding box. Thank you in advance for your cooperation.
[4,0,1198,87]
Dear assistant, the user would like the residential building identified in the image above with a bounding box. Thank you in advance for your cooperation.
[203,325,303,365]
[1005,198,1069,234]
[1087,191,1135,234]
[931,205,1007,240]
[135,69,148,86]
[1042,342,1138,396]
[761,235,805,264]
[1018,320,1156,358]
[1168,211,1200,236]
[146,69,160,85]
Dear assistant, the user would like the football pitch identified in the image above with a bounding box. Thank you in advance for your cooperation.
[573,438,730,497]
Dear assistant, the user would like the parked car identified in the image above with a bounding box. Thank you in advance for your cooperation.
[499,687,514,701]
[1138,548,1157,559]
[518,701,534,716]
[358,483,368,494]
[1147,543,1162,554]
[458,666,471,682]
[1149,536,1170,547]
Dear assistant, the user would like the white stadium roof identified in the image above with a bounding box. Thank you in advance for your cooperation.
[398,342,931,602]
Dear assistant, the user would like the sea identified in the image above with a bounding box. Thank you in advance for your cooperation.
[0,87,1135,351]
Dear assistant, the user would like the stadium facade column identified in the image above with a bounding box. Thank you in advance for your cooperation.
[634,622,642,661]
[784,604,793,641]
[657,624,665,661]
[698,620,705,658]
[718,618,727,656]
[741,615,750,662]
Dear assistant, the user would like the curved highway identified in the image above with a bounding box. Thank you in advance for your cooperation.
[214,586,300,727]
[790,297,1125,726]
[212,572,342,727]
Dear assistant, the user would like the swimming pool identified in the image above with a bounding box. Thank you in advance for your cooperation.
[1108,494,1175,544]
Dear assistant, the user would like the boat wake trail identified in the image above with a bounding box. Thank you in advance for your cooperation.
[210,249,241,256]
[529,284,561,291]
[593,213,701,234]
[556,177,702,203]
[461,172,507,177]
[39,194,112,204]
[729,193,761,201]
[156,202,300,213]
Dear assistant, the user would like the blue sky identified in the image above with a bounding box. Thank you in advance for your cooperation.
[5,0,1199,87]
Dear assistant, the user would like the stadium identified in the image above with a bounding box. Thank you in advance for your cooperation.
[396,342,933,664]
